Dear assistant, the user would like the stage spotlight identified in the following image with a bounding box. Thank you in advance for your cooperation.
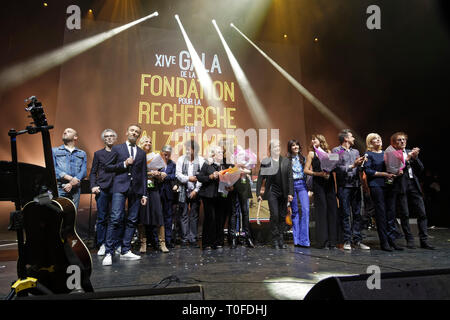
[88,9,93,13]
[0,11,159,93]
[314,37,319,43]
[283,34,288,38]
[230,23,362,140]
[43,2,48,7]
[212,19,270,128]
[175,14,222,109]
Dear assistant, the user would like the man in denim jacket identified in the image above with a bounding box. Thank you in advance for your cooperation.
[52,128,87,209]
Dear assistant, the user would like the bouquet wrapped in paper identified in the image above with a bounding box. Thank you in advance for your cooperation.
[232,145,257,170]
[384,145,405,174]
[314,147,340,172]
[218,166,242,187]
[146,152,165,170]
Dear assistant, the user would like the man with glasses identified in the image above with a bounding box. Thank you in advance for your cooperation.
[386,132,435,250]
[89,129,118,256]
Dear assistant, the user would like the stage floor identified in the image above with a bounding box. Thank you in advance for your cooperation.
[1,227,450,300]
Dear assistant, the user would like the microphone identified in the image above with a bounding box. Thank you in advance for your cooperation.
[361,153,368,168]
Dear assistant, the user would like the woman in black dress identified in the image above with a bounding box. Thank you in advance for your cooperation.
[304,134,339,249]
[138,136,169,253]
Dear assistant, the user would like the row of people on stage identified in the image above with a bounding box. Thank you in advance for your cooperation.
[51,125,435,267]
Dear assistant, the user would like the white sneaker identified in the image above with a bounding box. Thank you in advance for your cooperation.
[97,244,106,256]
[357,242,370,250]
[102,254,112,266]
[115,246,121,255]
[343,242,352,250]
[120,251,141,260]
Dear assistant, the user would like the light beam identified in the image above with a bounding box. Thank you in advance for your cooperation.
[212,19,270,128]
[0,11,159,93]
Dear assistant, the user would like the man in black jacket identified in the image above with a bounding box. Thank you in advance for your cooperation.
[89,129,117,256]
[386,132,435,250]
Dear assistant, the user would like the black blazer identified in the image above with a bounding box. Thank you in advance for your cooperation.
[105,143,147,196]
[89,148,115,190]
[256,156,294,200]
[196,162,220,199]
[391,149,424,193]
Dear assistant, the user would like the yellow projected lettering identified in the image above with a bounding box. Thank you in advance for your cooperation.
[140,74,235,102]
[139,102,236,128]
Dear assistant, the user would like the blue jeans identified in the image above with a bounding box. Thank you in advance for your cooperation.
[58,186,81,210]
[95,189,112,247]
[337,186,362,243]
[291,179,310,246]
[105,192,142,255]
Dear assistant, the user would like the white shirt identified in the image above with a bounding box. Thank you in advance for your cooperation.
[126,141,137,159]
[402,149,414,179]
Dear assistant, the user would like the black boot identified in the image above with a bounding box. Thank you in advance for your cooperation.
[389,241,404,251]
[420,241,435,250]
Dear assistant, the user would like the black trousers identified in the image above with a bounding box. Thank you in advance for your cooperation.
[370,186,396,247]
[201,197,222,247]
[386,179,428,243]
[267,190,288,242]
[216,195,231,245]
[229,191,251,239]
[313,181,338,247]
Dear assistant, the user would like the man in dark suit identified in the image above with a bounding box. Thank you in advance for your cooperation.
[256,139,294,249]
[89,129,117,256]
[386,132,435,250]
[102,124,148,266]
[159,145,177,248]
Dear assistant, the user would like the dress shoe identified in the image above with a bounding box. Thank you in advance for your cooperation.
[246,238,255,248]
[231,238,237,249]
[202,246,212,251]
[406,241,416,249]
[167,242,175,249]
[381,246,394,252]
[180,241,188,248]
[390,242,404,251]
[189,242,200,248]
[420,242,435,250]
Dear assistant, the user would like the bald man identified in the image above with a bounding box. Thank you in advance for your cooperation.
[52,128,87,209]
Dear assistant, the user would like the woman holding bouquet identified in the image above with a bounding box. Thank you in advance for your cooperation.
[256,139,294,249]
[138,136,169,253]
[287,139,310,247]
[304,134,339,249]
[363,133,402,252]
